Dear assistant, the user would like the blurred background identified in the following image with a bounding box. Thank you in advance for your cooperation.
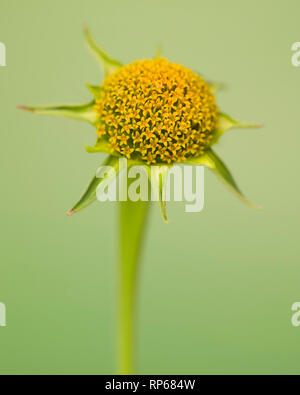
[0,0,299,374]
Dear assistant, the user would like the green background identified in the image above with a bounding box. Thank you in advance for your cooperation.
[0,0,299,375]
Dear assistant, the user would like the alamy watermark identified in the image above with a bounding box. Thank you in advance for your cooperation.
[291,42,300,67]
[0,302,6,327]
[0,42,6,67]
[291,302,300,327]
[96,158,205,213]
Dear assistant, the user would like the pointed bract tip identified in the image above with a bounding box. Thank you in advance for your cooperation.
[82,22,88,31]
[248,202,262,211]
[241,122,263,129]
[17,105,33,112]
[161,213,170,224]
[66,210,76,217]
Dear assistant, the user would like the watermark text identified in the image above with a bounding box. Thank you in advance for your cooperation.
[291,302,300,327]
[96,158,205,213]
[291,42,300,67]
[0,42,6,67]
[0,302,6,327]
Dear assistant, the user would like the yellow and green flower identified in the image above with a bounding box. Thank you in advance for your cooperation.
[19,26,261,374]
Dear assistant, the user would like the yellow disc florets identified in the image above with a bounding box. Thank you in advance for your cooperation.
[95,58,218,164]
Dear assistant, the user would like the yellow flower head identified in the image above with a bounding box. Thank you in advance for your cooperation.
[95,59,218,164]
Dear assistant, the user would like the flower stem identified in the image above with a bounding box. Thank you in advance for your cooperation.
[118,199,149,375]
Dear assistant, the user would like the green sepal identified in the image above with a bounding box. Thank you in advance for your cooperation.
[154,44,163,59]
[85,138,116,155]
[212,112,262,145]
[146,165,170,223]
[195,72,225,93]
[185,149,260,210]
[86,83,103,99]
[18,101,97,125]
[67,155,120,216]
[83,25,123,77]
[183,152,215,168]
[208,80,226,94]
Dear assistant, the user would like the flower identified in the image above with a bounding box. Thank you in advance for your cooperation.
[18,26,262,223]
[18,26,262,376]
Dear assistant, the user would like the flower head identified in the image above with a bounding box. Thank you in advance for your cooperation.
[18,26,262,222]
[95,59,218,164]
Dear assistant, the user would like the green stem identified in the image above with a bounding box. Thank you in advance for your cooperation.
[118,199,149,375]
